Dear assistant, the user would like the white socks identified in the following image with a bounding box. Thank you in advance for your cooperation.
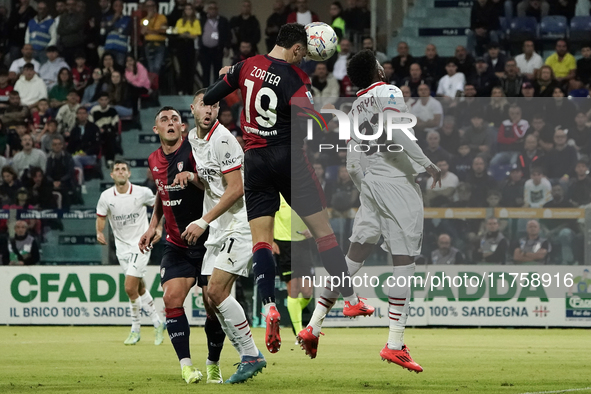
[130,297,141,333]
[140,291,161,328]
[215,310,242,356]
[217,296,259,358]
[180,358,192,369]
[263,302,276,316]
[307,256,365,336]
[387,263,415,350]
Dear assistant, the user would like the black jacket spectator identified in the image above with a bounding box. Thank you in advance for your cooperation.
[6,3,36,50]
[419,54,446,85]
[67,121,101,156]
[470,0,501,32]
[265,3,288,52]
[569,176,591,206]
[501,173,526,207]
[46,150,76,190]
[469,66,499,97]
[26,167,56,209]
[230,8,261,52]
[543,145,577,179]
[577,55,591,86]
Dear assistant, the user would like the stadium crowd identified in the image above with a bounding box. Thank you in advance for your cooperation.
[0,0,590,265]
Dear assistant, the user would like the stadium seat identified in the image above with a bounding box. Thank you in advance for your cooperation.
[540,16,567,39]
[569,16,591,42]
[507,17,538,42]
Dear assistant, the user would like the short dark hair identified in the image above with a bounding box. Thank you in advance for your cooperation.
[530,165,544,175]
[275,23,307,49]
[110,159,130,172]
[193,88,208,100]
[446,57,458,67]
[38,98,48,104]
[76,106,87,113]
[577,159,588,167]
[68,89,79,96]
[45,45,58,53]
[155,106,181,121]
[1,165,18,179]
[347,49,377,90]
[98,92,109,99]
[22,63,35,70]
[51,134,65,143]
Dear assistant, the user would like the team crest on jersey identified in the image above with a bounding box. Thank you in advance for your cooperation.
[160,267,165,278]
[177,162,184,172]
[225,152,231,158]
[306,91,314,104]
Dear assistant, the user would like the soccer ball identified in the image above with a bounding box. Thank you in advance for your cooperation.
[305,22,338,61]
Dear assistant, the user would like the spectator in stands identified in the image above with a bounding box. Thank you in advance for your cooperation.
[468,0,500,57]
[452,142,474,181]
[463,110,492,157]
[419,44,445,86]
[514,40,542,81]
[569,159,591,206]
[125,56,150,95]
[483,42,507,78]
[549,0,576,21]
[24,1,56,64]
[0,165,22,202]
[513,219,550,263]
[411,84,443,135]
[8,44,40,82]
[453,84,479,129]
[425,158,458,207]
[90,93,120,165]
[382,61,399,85]
[13,62,47,108]
[12,133,46,177]
[287,0,320,24]
[40,119,58,153]
[174,3,202,95]
[533,65,559,97]
[232,41,255,65]
[391,41,415,80]
[571,111,591,153]
[544,39,576,84]
[528,113,553,152]
[499,59,526,97]
[576,44,591,87]
[501,165,525,206]
[544,87,577,130]
[517,0,549,21]
[6,0,37,64]
[325,165,358,248]
[103,0,131,66]
[476,217,508,263]
[496,103,529,155]
[436,58,465,99]
[362,37,388,65]
[343,0,370,39]
[332,38,352,81]
[483,86,509,127]
[424,131,452,166]
[38,46,69,90]
[4,220,40,265]
[230,0,260,53]
[517,134,542,178]
[519,82,536,121]
[454,45,475,80]
[330,1,346,43]
[53,1,66,33]
[313,162,326,190]
[429,233,465,264]
[167,0,187,26]
[48,68,75,110]
[105,70,135,118]
[57,0,86,65]
[199,1,231,87]
[72,54,91,94]
[45,134,76,208]
[467,155,497,206]
[542,184,578,264]
[400,85,412,105]
[470,57,499,97]
[82,68,104,106]
[310,63,339,105]
[32,98,50,144]
[100,52,124,81]
[26,166,55,209]
[0,91,31,128]
[141,0,168,76]
[544,127,577,183]
[55,90,80,136]
[402,63,429,97]
[524,165,552,207]
[68,106,100,171]
[438,116,461,156]
[0,70,13,104]
[265,0,289,52]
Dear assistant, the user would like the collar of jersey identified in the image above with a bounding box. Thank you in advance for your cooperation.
[357,81,387,97]
[205,120,220,141]
[264,54,287,64]
[114,182,133,196]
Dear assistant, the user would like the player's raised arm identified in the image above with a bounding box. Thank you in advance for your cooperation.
[203,62,244,106]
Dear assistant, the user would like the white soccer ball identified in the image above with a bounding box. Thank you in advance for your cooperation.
[305,22,338,61]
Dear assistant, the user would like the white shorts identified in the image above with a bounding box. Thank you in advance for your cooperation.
[349,174,423,256]
[118,250,150,278]
[202,226,252,277]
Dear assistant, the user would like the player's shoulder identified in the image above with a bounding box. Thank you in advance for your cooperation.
[210,123,235,141]
[290,63,311,85]
[98,186,115,201]
[131,183,152,195]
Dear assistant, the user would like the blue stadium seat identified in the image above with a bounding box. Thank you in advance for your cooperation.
[540,16,567,39]
[508,17,538,42]
[569,16,591,42]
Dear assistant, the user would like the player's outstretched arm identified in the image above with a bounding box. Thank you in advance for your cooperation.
[172,171,204,190]
[139,193,163,253]
[181,169,244,245]
[96,216,107,245]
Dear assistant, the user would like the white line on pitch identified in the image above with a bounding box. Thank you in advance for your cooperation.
[520,387,591,394]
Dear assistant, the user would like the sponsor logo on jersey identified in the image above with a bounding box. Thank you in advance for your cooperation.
[152,166,159,172]
[177,162,184,172]
[225,152,231,158]
[162,199,182,206]
[222,157,239,167]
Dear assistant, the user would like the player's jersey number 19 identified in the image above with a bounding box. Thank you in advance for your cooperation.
[244,78,278,128]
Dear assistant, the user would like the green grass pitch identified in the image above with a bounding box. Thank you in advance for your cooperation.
[1,326,590,393]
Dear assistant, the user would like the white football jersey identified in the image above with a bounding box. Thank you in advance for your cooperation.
[188,121,248,233]
[96,183,155,254]
[347,82,433,181]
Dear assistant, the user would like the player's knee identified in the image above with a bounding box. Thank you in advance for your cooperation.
[163,289,184,308]
[206,282,228,306]
[124,283,139,299]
